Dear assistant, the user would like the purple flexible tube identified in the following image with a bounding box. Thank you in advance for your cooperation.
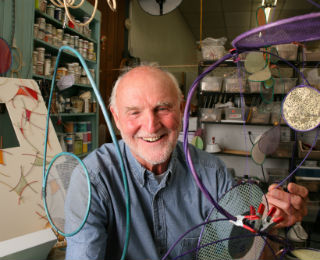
[183,53,237,222]
[160,218,228,260]
[174,233,263,260]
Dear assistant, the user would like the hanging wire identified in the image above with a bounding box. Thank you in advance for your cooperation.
[199,0,203,48]
[49,0,117,28]
[43,46,130,260]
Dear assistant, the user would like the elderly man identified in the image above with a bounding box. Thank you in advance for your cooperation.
[66,65,308,260]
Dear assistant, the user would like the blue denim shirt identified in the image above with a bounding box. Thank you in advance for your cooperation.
[65,141,233,260]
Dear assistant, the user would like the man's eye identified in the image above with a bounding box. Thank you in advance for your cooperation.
[129,111,139,115]
[158,107,169,111]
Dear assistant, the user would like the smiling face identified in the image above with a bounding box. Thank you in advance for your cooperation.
[110,66,183,174]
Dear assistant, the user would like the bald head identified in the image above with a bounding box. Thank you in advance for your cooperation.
[109,66,183,113]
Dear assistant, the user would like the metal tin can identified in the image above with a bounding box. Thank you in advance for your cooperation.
[77,122,87,132]
[37,0,47,12]
[46,4,55,17]
[44,59,51,76]
[56,29,63,41]
[37,17,46,30]
[82,142,88,153]
[54,7,62,21]
[74,35,79,48]
[36,47,45,62]
[36,62,44,75]
[65,133,75,153]
[45,23,52,34]
[74,139,83,155]
[32,51,38,65]
[64,121,75,133]
[33,24,39,38]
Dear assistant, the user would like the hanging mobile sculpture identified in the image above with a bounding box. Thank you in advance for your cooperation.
[181,9,320,260]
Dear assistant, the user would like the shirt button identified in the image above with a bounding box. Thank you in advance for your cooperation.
[158,225,162,230]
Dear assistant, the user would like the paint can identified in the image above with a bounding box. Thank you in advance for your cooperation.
[83,142,88,153]
[64,121,74,133]
[36,47,45,62]
[74,139,83,155]
[75,132,83,141]
[85,121,92,131]
[65,133,74,153]
[46,4,55,17]
[76,121,86,132]
[54,7,62,21]
[82,132,88,142]
[87,131,92,142]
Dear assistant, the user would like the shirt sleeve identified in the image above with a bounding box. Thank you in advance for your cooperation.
[65,171,111,260]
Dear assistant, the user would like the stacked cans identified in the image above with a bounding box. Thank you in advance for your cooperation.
[63,121,92,155]
[33,14,96,61]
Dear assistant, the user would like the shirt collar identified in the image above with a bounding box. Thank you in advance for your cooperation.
[124,142,178,188]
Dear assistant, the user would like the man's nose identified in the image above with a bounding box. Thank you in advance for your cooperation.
[145,111,160,133]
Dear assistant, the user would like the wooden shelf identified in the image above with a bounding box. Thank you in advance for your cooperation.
[209,149,291,159]
[33,38,96,64]
[51,113,96,117]
[32,74,92,89]
[200,121,287,127]
[35,9,97,43]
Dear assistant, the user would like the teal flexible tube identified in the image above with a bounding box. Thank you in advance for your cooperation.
[42,46,130,260]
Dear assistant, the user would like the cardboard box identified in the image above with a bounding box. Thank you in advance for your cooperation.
[0,229,57,260]
[298,140,320,160]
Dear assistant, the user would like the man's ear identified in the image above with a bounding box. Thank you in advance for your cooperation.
[110,106,120,130]
[179,98,185,118]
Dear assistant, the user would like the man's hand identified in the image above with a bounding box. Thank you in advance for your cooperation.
[265,182,308,228]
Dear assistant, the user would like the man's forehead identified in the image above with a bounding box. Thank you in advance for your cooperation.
[124,101,173,110]
[118,75,175,97]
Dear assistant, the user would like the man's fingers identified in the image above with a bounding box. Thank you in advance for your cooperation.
[287,182,309,199]
[267,190,307,213]
[271,207,302,227]
[266,194,292,214]
[268,183,280,192]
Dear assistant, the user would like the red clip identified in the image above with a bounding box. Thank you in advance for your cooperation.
[257,203,265,216]
[273,216,284,224]
[243,224,257,233]
[267,207,277,217]
[244,215,260,221]
[250,205,256,215]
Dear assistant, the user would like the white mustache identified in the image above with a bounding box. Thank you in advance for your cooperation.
[135,130,169,139]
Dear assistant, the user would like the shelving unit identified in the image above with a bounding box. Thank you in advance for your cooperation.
[29,1,101,155]
[196,51,299,176]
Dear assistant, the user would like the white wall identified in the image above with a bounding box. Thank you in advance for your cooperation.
[203,124,291,179]
[128,0,199,101]
[128,0,197,68]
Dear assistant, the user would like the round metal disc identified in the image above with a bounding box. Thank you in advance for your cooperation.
[282,85,320,131]
[245,52,267,74]
[251,141,266,165]
[137,0,183,15]
[248,66,271,82]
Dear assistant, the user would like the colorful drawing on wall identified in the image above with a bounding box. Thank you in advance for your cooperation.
[0,77,61,242]
[0,167,38,205]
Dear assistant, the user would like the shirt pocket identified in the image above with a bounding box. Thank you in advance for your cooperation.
[179,237,199,260]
